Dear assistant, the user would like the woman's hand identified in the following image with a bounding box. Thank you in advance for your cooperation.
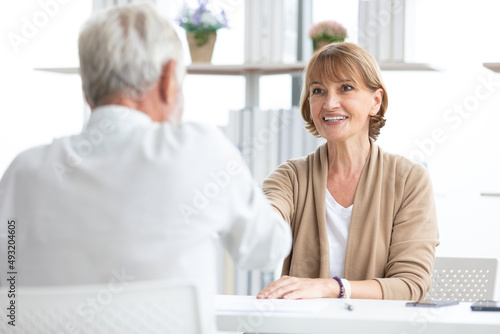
[256,275,340,300]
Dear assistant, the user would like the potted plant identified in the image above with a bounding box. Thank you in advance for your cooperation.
[308,20,348,51]
[177,0,228,63]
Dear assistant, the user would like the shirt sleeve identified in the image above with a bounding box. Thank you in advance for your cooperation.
[374,164,440,301]
[213,130,292,272]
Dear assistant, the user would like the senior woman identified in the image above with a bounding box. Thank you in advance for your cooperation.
[257,42,439,301]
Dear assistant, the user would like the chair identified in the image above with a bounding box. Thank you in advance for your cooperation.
[0,280,202,334]
[426,257,498,302]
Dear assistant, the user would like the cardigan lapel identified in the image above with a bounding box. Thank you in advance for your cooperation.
[344,141,383,279]
[315,143,333,278]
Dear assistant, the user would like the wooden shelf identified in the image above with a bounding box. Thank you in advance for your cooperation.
[379,62,440,71]
[187,63,306,75]
[35,62,440,79]
[35,67,79,74]
[35,61,439,77]
[35,63,308,76]
[480,193,500,197]
[483,63,500,73]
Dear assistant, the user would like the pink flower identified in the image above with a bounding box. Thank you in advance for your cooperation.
[308,20,347,40]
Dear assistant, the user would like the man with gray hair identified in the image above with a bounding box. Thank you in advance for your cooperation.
[0,3,291,332]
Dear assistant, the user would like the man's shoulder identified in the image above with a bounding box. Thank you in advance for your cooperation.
[10,135,72,167]
[177,122,224,137]
[172,122,235,150]
[0,141,58,185]
[7,142,56,171]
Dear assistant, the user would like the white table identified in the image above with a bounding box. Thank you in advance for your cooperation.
[215,295,500,334]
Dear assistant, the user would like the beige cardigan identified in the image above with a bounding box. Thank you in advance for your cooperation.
[262,142,439,301]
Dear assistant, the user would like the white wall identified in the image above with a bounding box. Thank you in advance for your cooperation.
[0,1,91,176]
[376,0,500,299]
[380,67,500,299]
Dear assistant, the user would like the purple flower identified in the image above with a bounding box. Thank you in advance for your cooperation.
[176,0,228,32]
[198,0,209,14]
[221,9,227,26]
[192,11,201,26]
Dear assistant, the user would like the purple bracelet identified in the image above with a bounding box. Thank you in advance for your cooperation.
[333,276,344,299]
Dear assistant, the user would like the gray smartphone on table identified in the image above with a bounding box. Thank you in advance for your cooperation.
[406,299,459,308]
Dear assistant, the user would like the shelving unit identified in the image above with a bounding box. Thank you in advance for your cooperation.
[379,62,439,71]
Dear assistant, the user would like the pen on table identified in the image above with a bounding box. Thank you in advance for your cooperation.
[345,303,354,311]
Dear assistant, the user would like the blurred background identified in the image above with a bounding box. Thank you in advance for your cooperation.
[1,0,500,298]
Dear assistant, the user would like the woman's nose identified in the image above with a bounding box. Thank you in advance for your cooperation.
[324,92,341,110]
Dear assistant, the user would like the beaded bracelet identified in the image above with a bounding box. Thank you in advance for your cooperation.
[332,276,344,299]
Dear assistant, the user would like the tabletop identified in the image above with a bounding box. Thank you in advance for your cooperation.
[215,295,500,334]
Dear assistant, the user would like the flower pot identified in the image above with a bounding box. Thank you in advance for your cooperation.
[313,38,344,52]
[187,31,217,63]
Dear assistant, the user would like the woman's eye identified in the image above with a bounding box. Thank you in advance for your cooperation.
[341,85,354,92]
[312,88,324,95]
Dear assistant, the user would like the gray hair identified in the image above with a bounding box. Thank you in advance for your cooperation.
[79,3,184,107]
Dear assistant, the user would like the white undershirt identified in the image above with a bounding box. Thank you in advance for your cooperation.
[325,190,353,278]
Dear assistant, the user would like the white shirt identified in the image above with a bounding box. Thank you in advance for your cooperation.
[0,105,292,333]
[325,190,352,278]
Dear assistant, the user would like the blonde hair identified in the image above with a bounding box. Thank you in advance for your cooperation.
[300,42,388,141]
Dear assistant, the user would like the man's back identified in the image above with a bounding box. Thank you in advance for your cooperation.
[0,105,291,330]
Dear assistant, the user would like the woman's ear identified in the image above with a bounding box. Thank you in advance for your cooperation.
[371,88,384,114]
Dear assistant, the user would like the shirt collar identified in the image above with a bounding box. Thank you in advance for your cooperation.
[84,105,153,130]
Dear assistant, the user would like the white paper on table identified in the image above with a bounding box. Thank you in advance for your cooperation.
[215,295,329,314]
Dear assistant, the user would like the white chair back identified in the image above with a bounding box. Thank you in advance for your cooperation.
[0,280,202,334]
[426,257,497,302]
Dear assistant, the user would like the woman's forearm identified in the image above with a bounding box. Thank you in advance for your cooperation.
[348,279,383,299]
[257,276,384,300]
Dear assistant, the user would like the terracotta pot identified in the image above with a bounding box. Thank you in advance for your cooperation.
[313,38,344,52]
[186,31,217,63]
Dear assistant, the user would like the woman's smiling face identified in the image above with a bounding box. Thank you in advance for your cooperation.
[308,75,383,143]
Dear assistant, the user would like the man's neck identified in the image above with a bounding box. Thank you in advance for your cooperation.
[103,92,165,122]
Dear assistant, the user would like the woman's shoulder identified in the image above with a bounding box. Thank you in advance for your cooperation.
[377,145,430,181]
[277,143,326,174]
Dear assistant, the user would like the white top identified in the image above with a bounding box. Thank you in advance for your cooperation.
[0,105,292,333]
[325,190,353,278]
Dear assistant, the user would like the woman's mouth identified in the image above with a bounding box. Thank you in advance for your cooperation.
[323,116,348,122]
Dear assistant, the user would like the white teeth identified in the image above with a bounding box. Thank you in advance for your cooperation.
[324,116,347,121]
